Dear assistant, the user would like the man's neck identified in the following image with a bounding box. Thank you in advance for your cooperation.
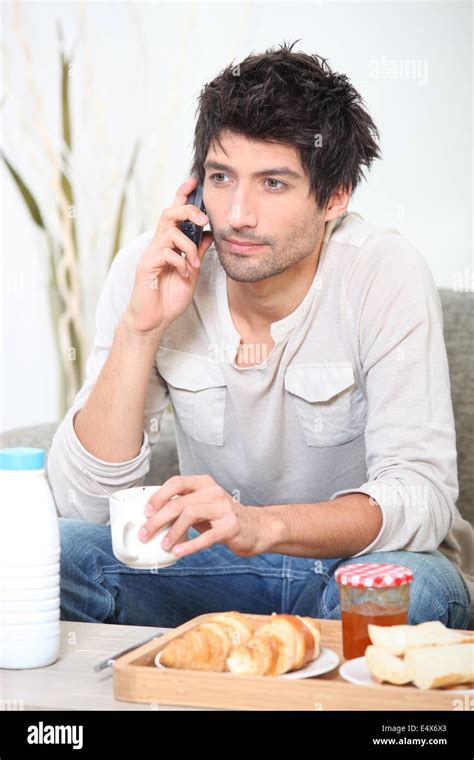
[227,235,325,335]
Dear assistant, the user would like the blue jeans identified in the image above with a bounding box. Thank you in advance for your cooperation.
[59,517,472,629]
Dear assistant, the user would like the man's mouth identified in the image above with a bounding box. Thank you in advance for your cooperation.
[224,239,267,254]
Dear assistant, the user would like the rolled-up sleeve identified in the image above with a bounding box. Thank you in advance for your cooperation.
[46,231,170,524]
[329,233,458,557]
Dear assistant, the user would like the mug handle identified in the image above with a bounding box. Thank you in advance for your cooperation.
[113,520,140,563]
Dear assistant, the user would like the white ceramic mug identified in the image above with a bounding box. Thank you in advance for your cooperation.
[109,485,187,569]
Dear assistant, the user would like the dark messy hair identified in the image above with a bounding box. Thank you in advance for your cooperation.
[190,40,381,211]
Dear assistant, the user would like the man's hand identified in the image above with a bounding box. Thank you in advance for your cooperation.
[122,176,214,340]
[137,475,263,558]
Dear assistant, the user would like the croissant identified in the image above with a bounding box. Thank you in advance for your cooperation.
[226,614,322,675]
[159,611,254,671]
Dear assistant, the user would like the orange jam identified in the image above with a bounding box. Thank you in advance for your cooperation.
[341,605,408,660]
[335,562,413,661]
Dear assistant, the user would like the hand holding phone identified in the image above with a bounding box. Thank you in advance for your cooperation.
[122,176,214,340]
[179,182,206,248]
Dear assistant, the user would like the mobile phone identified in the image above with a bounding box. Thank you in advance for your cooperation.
[179,181,206,248]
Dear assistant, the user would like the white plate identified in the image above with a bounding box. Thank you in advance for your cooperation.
[339,656,474,694]
[155,646,339,679]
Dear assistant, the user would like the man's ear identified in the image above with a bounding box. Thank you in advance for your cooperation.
[324,184,352,221]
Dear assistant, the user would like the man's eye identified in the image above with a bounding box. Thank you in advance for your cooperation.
[209,173,228,184]
[264,178,286,191]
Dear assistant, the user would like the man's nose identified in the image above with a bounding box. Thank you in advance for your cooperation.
[227,200,258,229]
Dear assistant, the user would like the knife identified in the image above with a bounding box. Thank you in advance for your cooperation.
[93,631,165,672]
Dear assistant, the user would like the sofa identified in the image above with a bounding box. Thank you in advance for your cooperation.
[1,289,473,622]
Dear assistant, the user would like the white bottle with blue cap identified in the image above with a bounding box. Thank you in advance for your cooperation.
[0,447,60,668]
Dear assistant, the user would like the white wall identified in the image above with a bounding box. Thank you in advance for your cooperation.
[1,0,472,432]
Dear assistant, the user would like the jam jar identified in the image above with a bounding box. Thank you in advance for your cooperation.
[335,562,413,660]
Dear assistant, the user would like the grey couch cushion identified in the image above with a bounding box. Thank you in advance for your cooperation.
[1,290,472,525]
[438,290,474,526]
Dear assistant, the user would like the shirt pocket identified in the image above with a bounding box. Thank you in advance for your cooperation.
[156,348,227,446]
[284,361,366,447]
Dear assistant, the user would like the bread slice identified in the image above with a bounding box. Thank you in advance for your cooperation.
[404,643,474,690]
[368,621,474,656]
[365,641,474,690]
[365,645,412,685]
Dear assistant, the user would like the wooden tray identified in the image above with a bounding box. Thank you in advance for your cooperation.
[112,613,472,711]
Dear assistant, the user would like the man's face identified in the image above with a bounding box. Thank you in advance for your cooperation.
[203,130,326,283]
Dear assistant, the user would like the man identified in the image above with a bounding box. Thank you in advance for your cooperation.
[49,42,473,629]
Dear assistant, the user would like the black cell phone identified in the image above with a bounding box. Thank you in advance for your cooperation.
[179,181,206,248]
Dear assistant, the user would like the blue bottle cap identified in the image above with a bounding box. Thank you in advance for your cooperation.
[0,447,45,470]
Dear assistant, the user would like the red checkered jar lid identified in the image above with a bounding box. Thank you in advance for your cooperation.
[335,562,413,589]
